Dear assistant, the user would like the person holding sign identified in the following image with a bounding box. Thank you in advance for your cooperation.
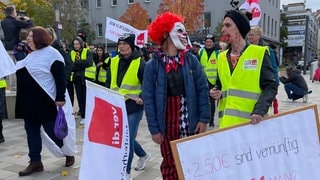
[210,10,277,128]
[143,12,210,179]
[106,33,150,180]
[247,26,280,114]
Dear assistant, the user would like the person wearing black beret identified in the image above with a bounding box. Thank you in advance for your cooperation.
[209,10,278,128]
[106,33,150,180]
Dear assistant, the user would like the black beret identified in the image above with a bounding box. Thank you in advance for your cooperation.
[224,10,251,39]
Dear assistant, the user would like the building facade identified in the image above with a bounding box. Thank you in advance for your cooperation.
[82,0,280,50]
[316,10,320,59]
[282,3,319,66]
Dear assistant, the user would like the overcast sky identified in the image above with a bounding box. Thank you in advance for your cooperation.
[280,0,320,11]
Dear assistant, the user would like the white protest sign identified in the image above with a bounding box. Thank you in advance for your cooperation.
[79,81,129,180]
[171,105,320,180]
[0,41,16,78]
[105,17,148,47]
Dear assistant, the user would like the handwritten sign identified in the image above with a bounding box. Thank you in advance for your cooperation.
[170,105,320,180]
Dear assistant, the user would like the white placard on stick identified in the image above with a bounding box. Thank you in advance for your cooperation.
[170,105,320,180]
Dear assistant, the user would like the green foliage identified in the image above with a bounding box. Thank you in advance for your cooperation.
[280,12,288,49]
[4,0,86,43]
[214,20,223,41]
[48,0,86,43]
[78,20,96,45]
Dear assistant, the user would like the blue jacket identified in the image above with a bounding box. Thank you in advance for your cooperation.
[142,51,210,135]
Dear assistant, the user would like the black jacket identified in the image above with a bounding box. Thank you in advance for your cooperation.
[52,40,72,80]
[280,69,308,91]
[215,45,278,116]
[106,48,146,114]
[1,16,32,50]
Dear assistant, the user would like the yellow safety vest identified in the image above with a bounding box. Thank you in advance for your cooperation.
[96,57,110,83]
[70,48,96,81]
[0,79,7,88]
[110,56,141,99]
[199,49,219,85]
[217,45,265,128]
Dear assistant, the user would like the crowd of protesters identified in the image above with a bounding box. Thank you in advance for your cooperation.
[1,3,315,180]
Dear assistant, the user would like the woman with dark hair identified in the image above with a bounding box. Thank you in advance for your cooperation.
[15,26,77,176]
[69,36,94,124]
[93,45,109,86]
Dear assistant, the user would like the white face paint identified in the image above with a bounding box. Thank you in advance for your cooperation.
[169,22,186,50]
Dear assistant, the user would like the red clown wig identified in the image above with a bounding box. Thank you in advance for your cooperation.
[148,12,184,46]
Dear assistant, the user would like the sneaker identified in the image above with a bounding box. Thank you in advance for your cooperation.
[135,153,151,171]
[0,136,4,143]
[282,98,293,102]
[303,94,308,103]
[80,118,85,125]
[126,173,133,180]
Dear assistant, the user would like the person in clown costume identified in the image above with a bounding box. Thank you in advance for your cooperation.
[142,12,210,179]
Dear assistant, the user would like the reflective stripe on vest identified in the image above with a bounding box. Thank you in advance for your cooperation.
[97,57,111,83]
[220,89,261,100]
[97,68,107,83]
[217,45,265,128]
[0,79,7,88]
[70,48,96,80]
[199,49,218,85]
[110,56,141,99]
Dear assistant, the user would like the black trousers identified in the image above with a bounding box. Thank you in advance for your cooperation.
[73,78,86,119]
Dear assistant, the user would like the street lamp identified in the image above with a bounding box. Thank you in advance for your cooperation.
[54,4,62,41]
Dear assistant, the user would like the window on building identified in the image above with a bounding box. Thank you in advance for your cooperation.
[203,12,211,33]
[267,16,270,35]
[271,19,274,36]
[112,0,117,6]
[96,0,101,8]
[128,0,134,4]
[263,13,266,34]
[81,0,89,8]
[97,24,103,37]
[275,20,277,37]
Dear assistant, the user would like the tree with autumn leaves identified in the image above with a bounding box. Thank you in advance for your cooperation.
[0,0,86,43]
[119,0,205,34]
[157,0,205,33]
[119,2,150,31]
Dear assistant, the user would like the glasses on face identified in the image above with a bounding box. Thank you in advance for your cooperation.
[247,33,257,37]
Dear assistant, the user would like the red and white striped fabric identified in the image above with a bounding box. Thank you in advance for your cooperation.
[239,0,262,27]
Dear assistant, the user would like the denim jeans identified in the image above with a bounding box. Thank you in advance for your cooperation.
[24,119,63,162]
[126,110,147,174]
[284,83,307,100]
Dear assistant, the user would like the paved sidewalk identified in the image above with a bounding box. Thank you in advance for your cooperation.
[0,72,319,180]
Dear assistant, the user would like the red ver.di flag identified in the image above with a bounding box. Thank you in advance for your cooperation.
[239,0,261,26]
[79,81,129,180]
